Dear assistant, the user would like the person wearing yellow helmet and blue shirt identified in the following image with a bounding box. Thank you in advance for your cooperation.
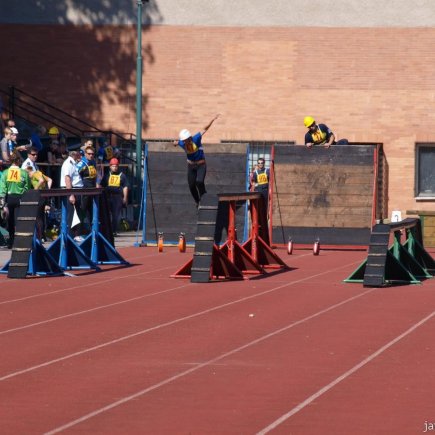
[304,116,335,149]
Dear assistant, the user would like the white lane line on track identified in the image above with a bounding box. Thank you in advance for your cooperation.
[0,283,192,336]
[43,286,377,435]
[256,310,435,434]
[0,248,181,287]
[0,248,321,303]
[0,265,177,306]
[0,260,364,383]
[0,249,333,338]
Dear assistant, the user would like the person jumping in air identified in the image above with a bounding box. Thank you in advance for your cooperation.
[174,114,220,206]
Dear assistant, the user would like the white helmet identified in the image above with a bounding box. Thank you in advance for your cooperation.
[179,129,191,141]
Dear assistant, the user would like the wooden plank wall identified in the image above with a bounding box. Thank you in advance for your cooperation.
[272,144,379,245]
[145,142,248,243]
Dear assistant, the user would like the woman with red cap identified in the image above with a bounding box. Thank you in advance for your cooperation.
[99,158,128,236]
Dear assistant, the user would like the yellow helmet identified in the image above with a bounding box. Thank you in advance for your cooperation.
[48,126,59,135]
[304,116,315,128]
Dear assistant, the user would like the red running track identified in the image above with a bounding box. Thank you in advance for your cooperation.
[0,246,434,434]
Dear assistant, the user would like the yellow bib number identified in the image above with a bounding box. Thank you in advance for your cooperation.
[257,173,268,185]
[105,147,114,160]
[108,174,121,187]
[88,166,97,178]
[6,168,21,183]
[312,128,326,144]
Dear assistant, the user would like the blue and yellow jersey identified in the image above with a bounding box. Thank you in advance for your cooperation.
[77,157,97,179]
[253,168,270,187]
[178,132,205,162]
[304,124,333,145]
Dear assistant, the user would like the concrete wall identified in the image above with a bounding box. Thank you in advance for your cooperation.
[1,1,435,218]
[1,0,435,26]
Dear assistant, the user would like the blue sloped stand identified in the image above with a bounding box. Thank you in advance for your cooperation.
[46,232,100,271]
[79,231,129,265]
[0,236,64,276]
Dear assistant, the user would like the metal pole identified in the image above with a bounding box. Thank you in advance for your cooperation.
[135,0,143,203]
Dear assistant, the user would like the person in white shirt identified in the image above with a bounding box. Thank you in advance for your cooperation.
[60,150,84,241]
[21,146,39,172]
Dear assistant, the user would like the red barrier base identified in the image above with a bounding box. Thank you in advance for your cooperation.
[171,244,244,281]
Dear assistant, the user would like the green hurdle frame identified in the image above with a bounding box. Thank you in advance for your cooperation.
[344,218,435,287]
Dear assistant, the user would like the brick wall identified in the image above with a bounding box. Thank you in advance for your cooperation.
[1,24,435,215]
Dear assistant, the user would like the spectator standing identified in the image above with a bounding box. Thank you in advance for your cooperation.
[99,158,128,236]
[25,164,53,243]
[96,136,120,164]
[60,150,84,242]
[22,146,53,241]
[21,146,40,172]
[47,140,64,164]
[30,125,46,153]
[0,151,31,248]
[250,157,270,205]
[0,127,13,165]
[46,140,64,188]
[48,126,66,144]
[76,145,98,231]
[1,127,29,166]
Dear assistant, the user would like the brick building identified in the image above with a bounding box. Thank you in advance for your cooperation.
[1,0,435,216]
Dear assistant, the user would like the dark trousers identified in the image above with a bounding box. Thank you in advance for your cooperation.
[6,194,21,247]
[81,180,96,230]
[81,195,94,229]
[255,186,269,209]
[187,163,207,204]
[36,200,46,241]
[108,194,123,233]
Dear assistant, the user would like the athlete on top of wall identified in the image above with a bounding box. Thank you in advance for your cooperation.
[303,116,335,149]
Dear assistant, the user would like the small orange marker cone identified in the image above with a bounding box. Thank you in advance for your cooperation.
[158,232,164,252]
[178,232,186,253]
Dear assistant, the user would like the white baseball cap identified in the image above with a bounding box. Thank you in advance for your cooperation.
[179,129,191,141]
[10,127,19,135]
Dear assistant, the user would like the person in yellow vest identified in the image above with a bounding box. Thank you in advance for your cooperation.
[0,151,31,248]
[303,116,335,149]
[25,166,53,242]
[250,157,270,206]
[77,144,98,231]
[99,158,128,236]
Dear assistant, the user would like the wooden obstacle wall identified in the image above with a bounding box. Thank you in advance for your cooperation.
[144,142,248,243]
[272,144,387,246]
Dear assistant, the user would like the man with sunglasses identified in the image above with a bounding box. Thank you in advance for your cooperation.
[250,157,270,206]
[21,146,40,172]
[60,150,84,242]
[76,145,98,233]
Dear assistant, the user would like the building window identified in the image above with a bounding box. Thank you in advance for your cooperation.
[416,143,435,198]
[221,140,294,172]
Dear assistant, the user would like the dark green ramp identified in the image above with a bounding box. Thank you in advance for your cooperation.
[345,218,435,287]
